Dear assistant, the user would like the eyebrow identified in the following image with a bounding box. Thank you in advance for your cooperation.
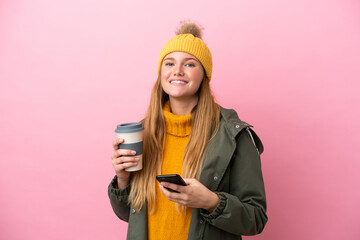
[163,57,199,62]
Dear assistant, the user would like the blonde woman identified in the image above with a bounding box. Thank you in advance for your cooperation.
[108,22,267,240]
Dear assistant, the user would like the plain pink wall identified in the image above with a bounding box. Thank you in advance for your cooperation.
[1,0,359,239]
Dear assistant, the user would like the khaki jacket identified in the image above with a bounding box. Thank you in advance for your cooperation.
[108,106,268,240]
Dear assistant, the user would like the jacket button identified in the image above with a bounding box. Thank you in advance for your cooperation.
[235,125,240,128]
[200,220,204,224]
[131,208,136,214]
[213,176,218,181]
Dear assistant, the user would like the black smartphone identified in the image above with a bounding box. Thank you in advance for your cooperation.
[156,174,186,192]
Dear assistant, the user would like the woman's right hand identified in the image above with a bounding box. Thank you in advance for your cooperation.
[111,138,139,189]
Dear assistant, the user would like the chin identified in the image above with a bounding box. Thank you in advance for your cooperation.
[166,91,186,98]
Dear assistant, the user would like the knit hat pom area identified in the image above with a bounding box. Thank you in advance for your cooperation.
[176,22,203,39]
[158,21,213,81]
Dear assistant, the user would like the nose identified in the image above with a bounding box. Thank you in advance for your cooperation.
[174,65,184,76]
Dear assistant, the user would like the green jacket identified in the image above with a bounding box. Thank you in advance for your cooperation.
[108,106,268,240]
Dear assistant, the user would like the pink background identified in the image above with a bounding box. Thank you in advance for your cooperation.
[1,0,359,239]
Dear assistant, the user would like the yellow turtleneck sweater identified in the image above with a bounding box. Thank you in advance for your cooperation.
[147,102,193,240]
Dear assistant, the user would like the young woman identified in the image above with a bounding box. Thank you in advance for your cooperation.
[108,22,268,240]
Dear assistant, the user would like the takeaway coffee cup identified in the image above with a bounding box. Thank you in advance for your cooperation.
[115,122,144,172]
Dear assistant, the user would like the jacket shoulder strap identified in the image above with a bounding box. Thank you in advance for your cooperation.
[245,127,264,155]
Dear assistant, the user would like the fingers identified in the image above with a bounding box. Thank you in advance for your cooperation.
[112,156,139,171]
[159,184,176,196]
[111,138,140,174]
[159,182,185,194]
[114,160,138,171]
[112,138,124,150]
[159,179,210,209]
[112,154,139,166]
[112,156,139,165]
[159,184,189,206]
[112,148,137,159]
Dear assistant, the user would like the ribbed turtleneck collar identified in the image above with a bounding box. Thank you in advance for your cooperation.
[163,102,192,137]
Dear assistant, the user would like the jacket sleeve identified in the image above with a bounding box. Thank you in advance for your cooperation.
[108,175,131,222]
[200,130,268,236]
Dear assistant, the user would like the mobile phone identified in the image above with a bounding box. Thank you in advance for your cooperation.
[156,174,186,192]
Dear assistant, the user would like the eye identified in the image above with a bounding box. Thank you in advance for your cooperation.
[185,63,195,67]
[164,62,174,66]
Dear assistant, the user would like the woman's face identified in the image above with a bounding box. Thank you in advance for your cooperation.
[160,51,204,103]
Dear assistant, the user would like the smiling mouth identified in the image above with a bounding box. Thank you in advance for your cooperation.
[170,80,188,84]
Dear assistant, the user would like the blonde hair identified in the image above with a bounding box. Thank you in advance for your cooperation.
[128,75,220,212]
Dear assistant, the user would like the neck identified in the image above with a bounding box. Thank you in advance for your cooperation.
[169,96,198,115]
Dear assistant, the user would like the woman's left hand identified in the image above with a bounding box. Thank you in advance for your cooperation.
[159,178,220,213]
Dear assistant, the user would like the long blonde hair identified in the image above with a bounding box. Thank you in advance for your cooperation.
[128,75,220,212]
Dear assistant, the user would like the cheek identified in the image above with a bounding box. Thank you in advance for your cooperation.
[160,75,168,92]
[193,69,204,84]
[160,68,171,80]
[160,68,167,85]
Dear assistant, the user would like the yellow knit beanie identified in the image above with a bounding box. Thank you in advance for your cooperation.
[157,23,213,81]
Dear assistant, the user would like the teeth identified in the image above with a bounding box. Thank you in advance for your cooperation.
[171,80,187,84]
